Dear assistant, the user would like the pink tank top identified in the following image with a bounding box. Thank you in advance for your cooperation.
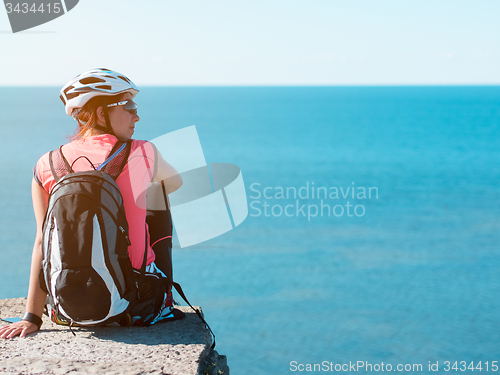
[35,134,157,269]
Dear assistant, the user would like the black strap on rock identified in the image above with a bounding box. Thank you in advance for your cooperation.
[171,281,216,350]
[21,312,43,329]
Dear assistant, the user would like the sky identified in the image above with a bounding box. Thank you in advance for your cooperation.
[1,0,499,86]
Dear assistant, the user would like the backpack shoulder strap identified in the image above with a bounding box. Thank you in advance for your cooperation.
[58,146,74,174]
[97,140,132,180]
[48,146,74,182]
[101,140,132,180]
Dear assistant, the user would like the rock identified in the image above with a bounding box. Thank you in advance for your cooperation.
[0,298,229,375]
[199,350,230,375]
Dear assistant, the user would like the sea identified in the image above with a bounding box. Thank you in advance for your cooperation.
[1,87,499,374]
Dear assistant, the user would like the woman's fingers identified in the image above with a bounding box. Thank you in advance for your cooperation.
[0,321,38,339]
[1,325,21,339]
[0,325,14,338]
[0,325,18,339]
[8,327,22,339]
[20,327,28,338]
[20,323,38,338]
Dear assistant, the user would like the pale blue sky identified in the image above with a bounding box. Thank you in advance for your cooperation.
[1,0,499,85]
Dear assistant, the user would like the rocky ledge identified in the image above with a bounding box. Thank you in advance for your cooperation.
[0,298,229,375]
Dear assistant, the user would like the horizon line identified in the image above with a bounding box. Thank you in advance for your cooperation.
[1,83,500,88]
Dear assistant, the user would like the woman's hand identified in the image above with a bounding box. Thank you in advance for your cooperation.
[0,320,39,339]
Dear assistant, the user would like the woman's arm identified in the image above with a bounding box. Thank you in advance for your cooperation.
[152,145,183,194]
[147,148,183,211]
[0,179,48,339]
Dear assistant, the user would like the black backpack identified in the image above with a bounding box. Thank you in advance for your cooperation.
[39,140,216,347]
[39,140,141,326]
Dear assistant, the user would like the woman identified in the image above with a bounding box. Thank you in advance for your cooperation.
[0,68,182,339]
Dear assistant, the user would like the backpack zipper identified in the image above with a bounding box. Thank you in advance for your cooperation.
[118,226,131,246]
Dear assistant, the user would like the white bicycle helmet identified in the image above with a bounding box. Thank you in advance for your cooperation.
[60,68,139,116]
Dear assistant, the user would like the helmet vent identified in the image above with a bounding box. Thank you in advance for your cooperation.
[79,77,107,85]
[63,85,74,94]
[118,76,131,84]
[66,92,81,100]
[95,85,112,90]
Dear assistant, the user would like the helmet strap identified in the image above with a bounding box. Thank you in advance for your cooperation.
[96,98,116,136]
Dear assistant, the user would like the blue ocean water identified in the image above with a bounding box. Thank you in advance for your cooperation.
[1,87,499,374]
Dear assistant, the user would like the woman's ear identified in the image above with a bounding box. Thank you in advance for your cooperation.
[96,106,106,125]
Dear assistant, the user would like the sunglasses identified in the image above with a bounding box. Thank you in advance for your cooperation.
[107,100,138,115]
